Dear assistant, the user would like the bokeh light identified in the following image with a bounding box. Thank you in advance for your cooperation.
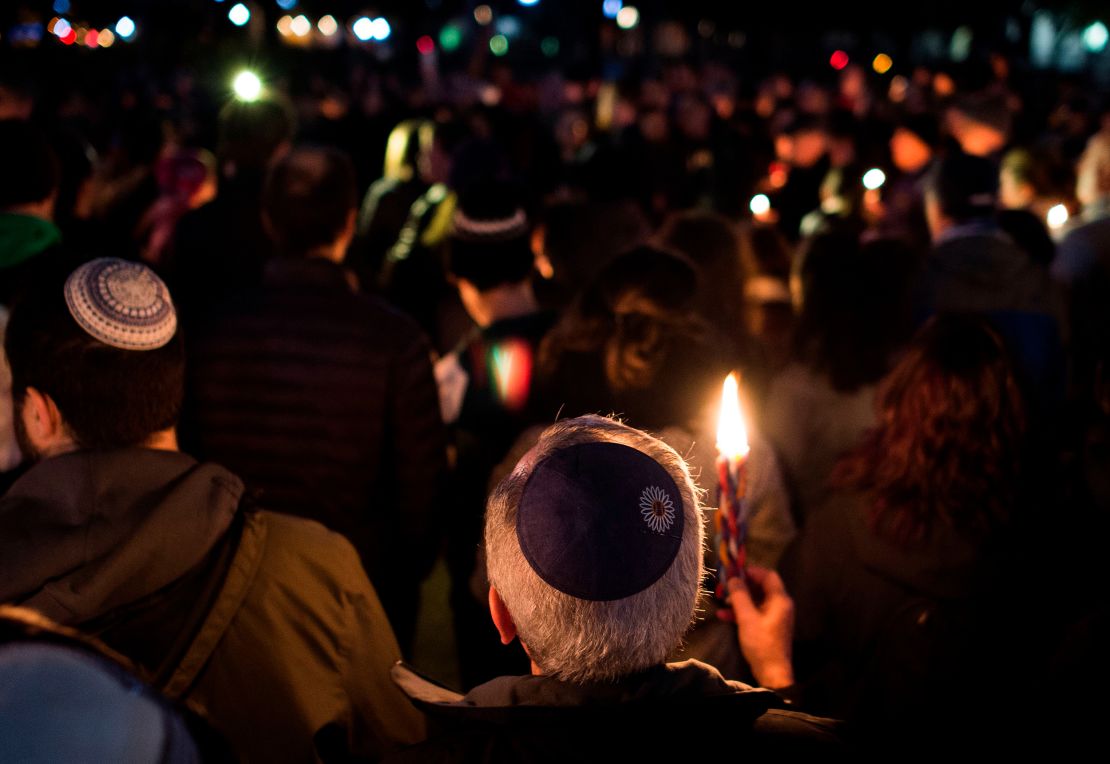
[602,0,622,20]
[98,28,115,48]
[1083,21,1109,53]
[750,194,771,216]
[232,70,263,102]
[290,15,311,37]
[830,50,849,70]
[490,34,509,56]
[541,36,560,57]
[616,6,639,29]
[474,5,493,26]
[352,17,373,41]
[417,35,436,55]
[1047,204,1070,230]
[439,23,463,52]
[115,16,136,39]
[872,53,893,74]
[228,3,250,27]
[318,15,338,37]
[370,18,391,41]
[862,168,887,190]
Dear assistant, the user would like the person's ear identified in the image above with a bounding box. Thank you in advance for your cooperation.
[488,586,518,646]
[20,387,71,455]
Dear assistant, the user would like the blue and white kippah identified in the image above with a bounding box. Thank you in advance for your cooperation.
[516,441,685,602]
[64,258,177,351]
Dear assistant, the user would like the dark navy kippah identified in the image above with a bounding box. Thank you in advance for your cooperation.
[517,441,684,601]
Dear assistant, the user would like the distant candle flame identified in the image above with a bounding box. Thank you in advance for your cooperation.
[717,373,750,458]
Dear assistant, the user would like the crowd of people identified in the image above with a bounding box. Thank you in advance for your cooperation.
[1,25,1109,761]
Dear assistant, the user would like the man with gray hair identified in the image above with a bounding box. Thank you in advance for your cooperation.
[390,415,840,762]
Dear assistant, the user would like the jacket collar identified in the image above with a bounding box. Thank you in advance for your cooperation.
[263,256,355,291]
[392,658,781,723]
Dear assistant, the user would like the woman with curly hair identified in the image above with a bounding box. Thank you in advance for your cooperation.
[780,314,1033,747]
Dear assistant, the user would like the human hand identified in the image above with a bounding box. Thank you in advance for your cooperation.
[728,566,795,690]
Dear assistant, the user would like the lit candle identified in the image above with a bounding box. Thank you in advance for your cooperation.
[715,372,750,594]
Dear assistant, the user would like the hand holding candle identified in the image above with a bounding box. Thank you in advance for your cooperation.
[716,372,751,597]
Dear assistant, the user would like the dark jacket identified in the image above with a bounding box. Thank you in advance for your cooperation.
[781,492,1031,746]
[0,449,426,762]
[386,660,843,763]
[183,256,446,648]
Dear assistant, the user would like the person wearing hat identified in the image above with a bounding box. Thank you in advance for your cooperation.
[389,415,841,762]
[0,259,425,762]
[436,184,556,688]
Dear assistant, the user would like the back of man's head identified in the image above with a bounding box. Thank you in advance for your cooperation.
[0,119,60,212]
[448,183,534,291]
[5,258,183,452]
[925,152,998,225]
[485,415,704,684]
[262,146,357,257]
[217,98,295,177]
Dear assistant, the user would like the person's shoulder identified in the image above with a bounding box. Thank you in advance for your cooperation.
[751,707,847,750]
[251,511,366,581]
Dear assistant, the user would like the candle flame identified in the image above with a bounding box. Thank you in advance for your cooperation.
[717,372,750,458]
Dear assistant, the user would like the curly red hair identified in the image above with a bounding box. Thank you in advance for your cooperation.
[831,315,1026,545]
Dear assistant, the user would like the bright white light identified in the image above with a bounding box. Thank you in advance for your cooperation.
[290,14,311,37]
[750,194,771,216]
[862,168,887,190]
[1047,204,1069,230]
[232,70,262,102]
[318,15,338,36]
[370,17,391,41]
[228,3,250,27]
[352,16,374,41]
[114,16,135,38]
[1083,21,1109,53]
[616,5,639,29]
[602,0,622,20]
[54,18,72,37]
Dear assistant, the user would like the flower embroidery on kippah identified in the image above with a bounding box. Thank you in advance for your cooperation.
[639,485,676,533]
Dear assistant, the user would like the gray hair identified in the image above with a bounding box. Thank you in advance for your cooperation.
[485,415,706,684]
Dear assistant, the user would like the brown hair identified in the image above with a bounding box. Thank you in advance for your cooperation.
[831,315,1026,545]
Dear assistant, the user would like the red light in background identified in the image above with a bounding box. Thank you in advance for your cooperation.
[830,50,849,70]
[84,29,99,47]
[416,35,435,55]
[60,28,77,45]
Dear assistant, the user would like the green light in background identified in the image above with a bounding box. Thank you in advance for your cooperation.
[439,22,463,52]
[541,36,559,57]
[490,33,509,56]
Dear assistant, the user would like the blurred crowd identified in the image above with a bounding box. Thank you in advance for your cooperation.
[1,28,1109,761]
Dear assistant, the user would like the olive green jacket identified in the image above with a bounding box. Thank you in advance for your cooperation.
[0,449,426,762]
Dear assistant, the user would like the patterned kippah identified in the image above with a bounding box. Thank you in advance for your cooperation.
[452,207,528,243]
[516,441,685,602]
[64,258,177,351]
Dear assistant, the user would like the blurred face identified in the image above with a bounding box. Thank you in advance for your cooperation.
[792,129,827,168]
[890,128,932,174]
[1076,135,1110,207]
[999,167,1034,210]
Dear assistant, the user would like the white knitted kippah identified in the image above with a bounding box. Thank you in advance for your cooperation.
[64,258,177,351]
[451,208,528,242]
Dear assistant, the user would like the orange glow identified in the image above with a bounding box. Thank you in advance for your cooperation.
[716,373,750,459]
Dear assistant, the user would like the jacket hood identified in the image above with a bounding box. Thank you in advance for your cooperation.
[0,213,61,270]
[393,659,781,729]
[0,449,242,625]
